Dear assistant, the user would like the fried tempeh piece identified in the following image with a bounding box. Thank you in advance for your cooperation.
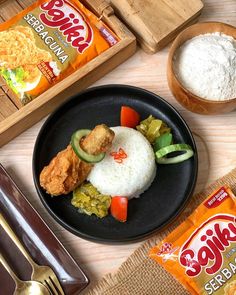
[40,124,115,196]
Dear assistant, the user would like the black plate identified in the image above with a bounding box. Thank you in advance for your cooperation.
[33,85,198,243]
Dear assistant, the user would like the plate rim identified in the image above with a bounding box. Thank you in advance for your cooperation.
[33,84,198,243]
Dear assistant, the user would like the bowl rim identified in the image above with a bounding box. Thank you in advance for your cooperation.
[168,21,236,105]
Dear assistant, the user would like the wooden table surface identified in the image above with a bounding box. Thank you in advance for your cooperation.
[0,0,236,292]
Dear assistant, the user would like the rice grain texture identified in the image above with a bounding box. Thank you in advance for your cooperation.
[87,126,156,199]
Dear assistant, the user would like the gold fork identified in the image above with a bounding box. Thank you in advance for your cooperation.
[0,252,51,295]
[0,213,65,295]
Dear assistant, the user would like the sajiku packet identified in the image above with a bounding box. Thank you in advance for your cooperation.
[0,0,118,105]
[150,186,236,295]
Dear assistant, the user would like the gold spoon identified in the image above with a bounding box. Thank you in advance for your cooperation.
[0,253,51,295]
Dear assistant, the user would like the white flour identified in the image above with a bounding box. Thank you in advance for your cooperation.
[173,32,236,101]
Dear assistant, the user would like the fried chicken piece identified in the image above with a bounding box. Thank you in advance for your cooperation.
[40,124,115,196]
[11,26,35,42]
[22,64,41,83]
[0,26,51,69]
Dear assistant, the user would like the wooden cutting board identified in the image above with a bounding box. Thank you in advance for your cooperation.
[110,0,204,53]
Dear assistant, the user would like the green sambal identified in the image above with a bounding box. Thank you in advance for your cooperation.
[72,182,111,218]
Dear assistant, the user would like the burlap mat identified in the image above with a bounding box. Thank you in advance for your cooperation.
[84,167,236,295]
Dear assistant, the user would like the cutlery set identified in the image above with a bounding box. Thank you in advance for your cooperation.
[0,213,65,295]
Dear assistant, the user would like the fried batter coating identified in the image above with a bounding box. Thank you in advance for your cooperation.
[22,65,41,83]
[0,26,51,69]
[40,124,115,196]
[10,26,35,41]
[224,280,236,295]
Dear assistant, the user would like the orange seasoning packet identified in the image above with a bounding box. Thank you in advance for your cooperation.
[150,186,236,295]
[0,0,118,104]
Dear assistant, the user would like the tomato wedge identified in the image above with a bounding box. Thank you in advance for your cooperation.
[120,106,140,128]
[110,196,128,222]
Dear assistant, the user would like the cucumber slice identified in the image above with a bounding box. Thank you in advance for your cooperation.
[71,129,105,163]
[155,143,194,164]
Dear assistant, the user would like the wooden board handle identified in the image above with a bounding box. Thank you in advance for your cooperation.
[82,0,135,40]
[82,0,114,16]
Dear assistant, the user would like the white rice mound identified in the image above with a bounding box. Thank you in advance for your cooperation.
[87,126,156,199]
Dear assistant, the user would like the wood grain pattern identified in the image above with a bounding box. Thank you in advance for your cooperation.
[0,0,236,293]
[0,0,22,20]
[0,77,22,109]
[0,89,18,121]
[15,0,34,9]
[110,0,203,52]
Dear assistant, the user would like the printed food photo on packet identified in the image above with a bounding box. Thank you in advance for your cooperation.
[150,186,236,295]
[0,0,118,105]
